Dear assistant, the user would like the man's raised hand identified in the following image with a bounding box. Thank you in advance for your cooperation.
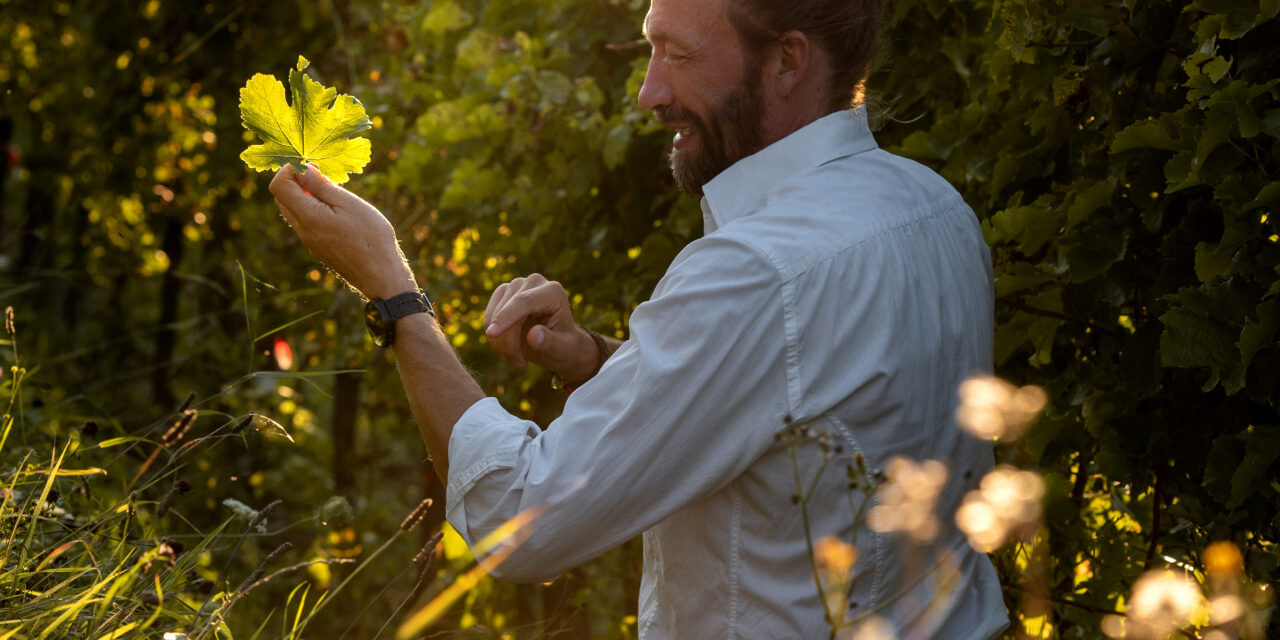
[269,164,416,300]
[484,275,599,384]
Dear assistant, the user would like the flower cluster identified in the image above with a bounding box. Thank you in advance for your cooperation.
[1102,570,1203,639]
[955,375,1047,441]
[222,498,267,533]
[866,457,948,543]
[813,536,858,623]
[954,466,1045,552]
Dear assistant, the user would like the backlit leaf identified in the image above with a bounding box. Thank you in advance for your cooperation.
[1202,55,1232,83]
[239,56,372,183]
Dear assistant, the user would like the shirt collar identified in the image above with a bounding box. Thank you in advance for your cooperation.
[699,107,878,233]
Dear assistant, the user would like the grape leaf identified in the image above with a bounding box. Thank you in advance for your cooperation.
[239,56,372,183]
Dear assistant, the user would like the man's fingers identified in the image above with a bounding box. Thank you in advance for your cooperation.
[484,283,531,367]
[483,275,574,371]
[298,163,364,210]
[269,163,364,225]
[486,283,563,336]
[483,282,513,329]
[488,325,527,368]
[269,165,321,221]
[295,163,336,202]
[268,164,299,200]
[274,197,299,229]
[484,288,525,336]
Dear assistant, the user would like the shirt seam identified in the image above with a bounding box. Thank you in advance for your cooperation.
[719,192,968,289]
[698,235,801,420]
[671,234,802,423]
[723,199,969,425]
[826,415,886,612]
[779,278,805,422]
[448,448,523,500]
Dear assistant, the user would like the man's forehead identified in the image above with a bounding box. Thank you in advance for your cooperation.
[642,0,730,43]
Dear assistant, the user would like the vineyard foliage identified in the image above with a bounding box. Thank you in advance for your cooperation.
[0,0,1277,638]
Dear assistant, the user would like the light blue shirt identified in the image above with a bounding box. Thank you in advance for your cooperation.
[447,108,1008,639]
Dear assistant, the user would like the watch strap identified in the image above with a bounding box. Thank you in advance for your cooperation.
[379,289,435,321]
[367,289,435,348]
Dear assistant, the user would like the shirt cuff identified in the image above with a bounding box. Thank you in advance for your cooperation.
[445,397,539,540]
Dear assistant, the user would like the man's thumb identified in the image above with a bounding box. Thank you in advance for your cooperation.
[299,163,342,205]
[527,324,575,360]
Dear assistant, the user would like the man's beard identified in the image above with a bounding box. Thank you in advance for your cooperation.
[658,70,766,197]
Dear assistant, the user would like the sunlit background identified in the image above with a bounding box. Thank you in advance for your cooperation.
[1,0,1277,638]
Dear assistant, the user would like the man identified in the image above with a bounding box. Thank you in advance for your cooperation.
[270,0,1008,636]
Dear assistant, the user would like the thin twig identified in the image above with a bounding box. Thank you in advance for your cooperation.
[1004,582,1120,616]
[235,558,355,597]
[999,299,1122,339]
[168,3,247,67]
[1143,471,1163,570]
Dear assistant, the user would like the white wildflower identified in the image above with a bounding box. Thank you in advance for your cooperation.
[222,498,266,532]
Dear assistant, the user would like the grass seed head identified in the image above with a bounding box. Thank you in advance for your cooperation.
[400,497,433,531]
[177,391,196,414]
[163,409,197,446]
[230,413,255,434]
[238,541,294,594]
[157,537,183,570]
[157,479,193,518]
[414,531,444,565]
[249,499,282,531]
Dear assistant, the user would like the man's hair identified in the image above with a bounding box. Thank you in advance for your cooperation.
[724,0,883,112]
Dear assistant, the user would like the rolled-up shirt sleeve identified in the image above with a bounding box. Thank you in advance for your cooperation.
[445,234,791,583]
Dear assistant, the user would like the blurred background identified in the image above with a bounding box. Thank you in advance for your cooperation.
[0,0,1276,638]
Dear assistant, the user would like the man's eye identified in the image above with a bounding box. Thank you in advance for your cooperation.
[665,53,687,63]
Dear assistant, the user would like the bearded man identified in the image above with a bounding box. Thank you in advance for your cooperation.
[270,0,1009,637]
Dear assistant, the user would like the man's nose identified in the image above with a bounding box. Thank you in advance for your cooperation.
[637,55,672,111]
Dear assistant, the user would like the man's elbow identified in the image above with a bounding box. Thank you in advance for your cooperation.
[479,538,577,584]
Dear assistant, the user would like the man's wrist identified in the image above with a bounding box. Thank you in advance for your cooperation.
[364,267,418,300]
[554,324,610,389]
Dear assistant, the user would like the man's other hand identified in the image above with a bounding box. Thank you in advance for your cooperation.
[269,164,416,300]
[484,274,598,384]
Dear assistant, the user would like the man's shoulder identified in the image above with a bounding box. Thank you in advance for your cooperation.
[764,147,966,221]
[663,230,782,287]
[711,150,975,279]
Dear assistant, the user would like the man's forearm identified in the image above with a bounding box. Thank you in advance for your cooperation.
[390,312,485,481]
[265,165,485,481]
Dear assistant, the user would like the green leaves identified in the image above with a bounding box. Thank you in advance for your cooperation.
[1110,120,1180,154]
[877,0,1280,631]
[239,56,372,183]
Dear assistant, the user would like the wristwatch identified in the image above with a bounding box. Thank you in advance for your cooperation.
[364,289,435,348]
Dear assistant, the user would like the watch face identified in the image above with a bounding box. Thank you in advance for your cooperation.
[365,300,391,347]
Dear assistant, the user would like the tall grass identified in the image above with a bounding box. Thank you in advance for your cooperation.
[0,307,446,639]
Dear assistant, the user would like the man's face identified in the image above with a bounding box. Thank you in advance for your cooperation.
[639,0,767,196]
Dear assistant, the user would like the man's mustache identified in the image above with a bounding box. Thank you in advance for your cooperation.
[655,106,703,132]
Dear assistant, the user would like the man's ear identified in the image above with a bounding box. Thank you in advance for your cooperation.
[769,30,812,99]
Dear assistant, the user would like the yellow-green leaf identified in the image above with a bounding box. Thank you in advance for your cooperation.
[36,467,107,477]
[239,55,372,183]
